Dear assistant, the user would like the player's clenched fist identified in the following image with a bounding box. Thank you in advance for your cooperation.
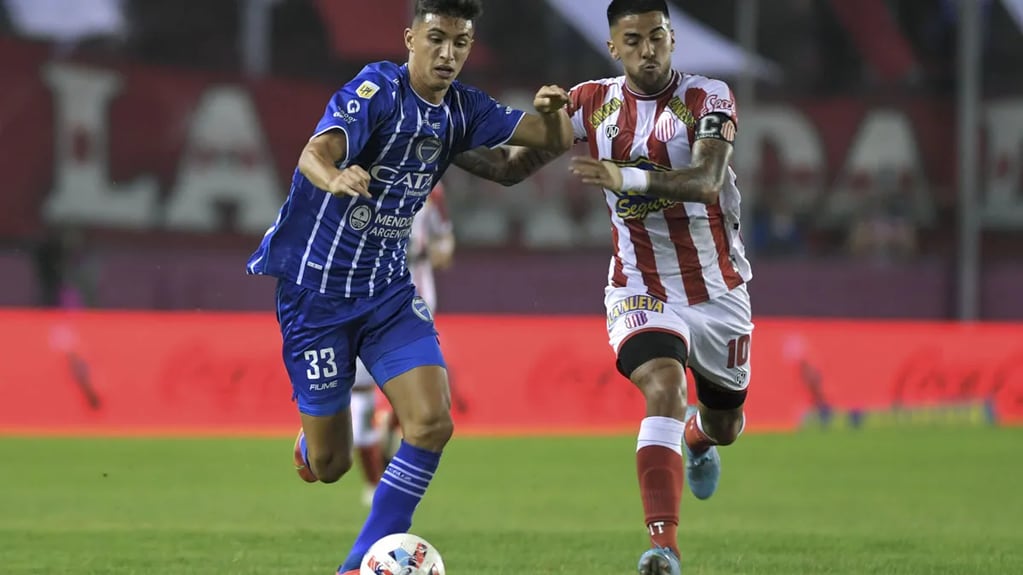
[327,165,372,198]
[533,85,570,114]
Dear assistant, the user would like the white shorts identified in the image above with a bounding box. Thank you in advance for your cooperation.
[605,284,754,391]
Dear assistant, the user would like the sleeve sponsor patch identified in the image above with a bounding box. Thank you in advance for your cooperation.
[702,94,735,116]
[356,80,380,99]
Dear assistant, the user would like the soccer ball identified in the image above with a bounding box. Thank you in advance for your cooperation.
[360,533,446,575]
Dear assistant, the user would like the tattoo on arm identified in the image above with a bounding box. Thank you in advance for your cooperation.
[452,146,510,183]
[454,146,561,186]
[504,147,561,183]
[645,139,733,204]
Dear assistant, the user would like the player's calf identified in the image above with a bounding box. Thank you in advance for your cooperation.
[694,406,744,446]
[618,333,691,557]
[307,447,353,484]
[630,359,688,419]
[686,378,747,452]
[618,331,690,420]
[337,365,450,573]
[683,381,746,501]
[299,410,357,484]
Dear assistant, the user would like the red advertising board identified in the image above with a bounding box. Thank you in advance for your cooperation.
[0,310,1019,435]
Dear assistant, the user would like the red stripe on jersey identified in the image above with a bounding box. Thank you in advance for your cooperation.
[647,94,710,305]
[611,91,638,161]
[571,82,612,157]
[707,201,744,289]
[664,205,708,305]
[685,85,742,293]
[684,87,709,142]
[624,219,666,300]
[574,82,627,287]
[614,92,666,301]
[607,205,627,287]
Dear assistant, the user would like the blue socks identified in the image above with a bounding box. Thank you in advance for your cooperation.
[338,441,441,571]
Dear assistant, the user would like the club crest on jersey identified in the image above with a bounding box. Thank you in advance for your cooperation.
[604,124,620,139]
[623,311,648,329]
[411,296,433,322]
[356,80,380,99]
[654,111,676,142]
[349,205,373,231]
[416,137,443,163]
[609,158,677,220]
[735,367,748,386]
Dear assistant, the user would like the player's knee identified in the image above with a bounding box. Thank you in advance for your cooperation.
[641,376,686,409]
[308,450,353,484]
[402,410,454,451]
[701,409,745,446]
[694,374,747,444]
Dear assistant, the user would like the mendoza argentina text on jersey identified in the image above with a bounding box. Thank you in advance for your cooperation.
[247,61,524,297]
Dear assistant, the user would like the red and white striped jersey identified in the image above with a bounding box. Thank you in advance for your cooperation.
[568,71,752,306]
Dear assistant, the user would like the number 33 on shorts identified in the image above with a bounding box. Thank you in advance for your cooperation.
[304,347,340,390]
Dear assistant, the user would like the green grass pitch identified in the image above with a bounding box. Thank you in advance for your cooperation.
[1,427,1021,574]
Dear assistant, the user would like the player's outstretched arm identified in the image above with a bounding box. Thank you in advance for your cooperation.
[643,138,733,204]
[570,133,734,205]
[505,85,574,153]
[452,85,573,186]
[299,131,371,199]
[452,145,561,187]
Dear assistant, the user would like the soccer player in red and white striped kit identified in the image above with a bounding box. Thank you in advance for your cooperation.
[455,1,754,572]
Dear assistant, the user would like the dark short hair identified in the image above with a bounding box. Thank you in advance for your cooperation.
[607,0,669,27]
[415,0,483,22]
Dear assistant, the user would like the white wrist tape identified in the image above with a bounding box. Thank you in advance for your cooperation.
[618,167,650,193]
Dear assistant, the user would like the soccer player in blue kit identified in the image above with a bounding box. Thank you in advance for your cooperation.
[245,1,571,573]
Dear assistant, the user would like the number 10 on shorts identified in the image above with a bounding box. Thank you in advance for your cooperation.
[726,334,751,369]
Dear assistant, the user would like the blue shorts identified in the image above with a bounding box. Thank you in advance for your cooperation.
[275,278,445,417]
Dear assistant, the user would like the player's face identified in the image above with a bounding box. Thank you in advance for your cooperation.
[405,14,474,96]
[608,12,675,94]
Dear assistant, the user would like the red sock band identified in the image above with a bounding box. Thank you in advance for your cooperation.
[636,445,683,556]
[684,412,716,455]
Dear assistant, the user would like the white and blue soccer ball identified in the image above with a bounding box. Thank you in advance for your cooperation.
[360,533,446,575]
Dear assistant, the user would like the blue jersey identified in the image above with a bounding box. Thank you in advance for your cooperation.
[247,61,524,297]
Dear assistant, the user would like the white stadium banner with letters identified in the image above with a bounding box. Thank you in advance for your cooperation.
[544,0,781,81]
